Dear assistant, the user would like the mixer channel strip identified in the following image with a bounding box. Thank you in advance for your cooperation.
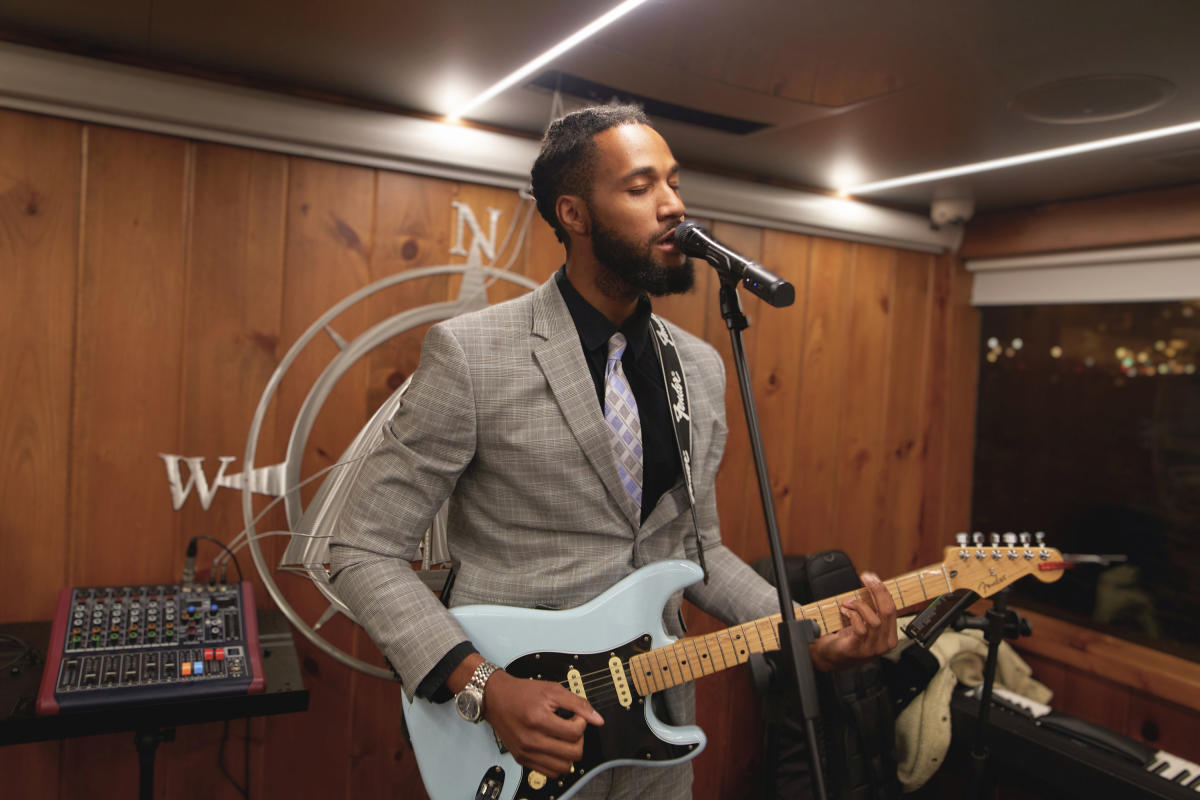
[36,582,265,715]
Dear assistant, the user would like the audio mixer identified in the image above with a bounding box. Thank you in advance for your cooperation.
[36,582,264,715]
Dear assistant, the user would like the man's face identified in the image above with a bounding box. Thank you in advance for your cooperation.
[584,124,693,297]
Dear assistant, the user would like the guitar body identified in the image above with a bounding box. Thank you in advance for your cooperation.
[401,559,707,800]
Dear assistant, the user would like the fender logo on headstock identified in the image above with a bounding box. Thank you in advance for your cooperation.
[977,567,1011,593]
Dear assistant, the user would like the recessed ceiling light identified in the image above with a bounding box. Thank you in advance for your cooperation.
[1009,74,1177,125]
[842,118,1200,195]
[448,0,652,121]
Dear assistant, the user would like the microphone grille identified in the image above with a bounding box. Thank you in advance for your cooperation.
[673,220,708,253]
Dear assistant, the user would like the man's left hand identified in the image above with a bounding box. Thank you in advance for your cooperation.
[807,572,898,671]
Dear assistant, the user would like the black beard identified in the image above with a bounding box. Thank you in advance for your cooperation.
[591,216,694,298]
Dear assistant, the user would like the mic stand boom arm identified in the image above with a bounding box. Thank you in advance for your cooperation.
[717,279,828,800]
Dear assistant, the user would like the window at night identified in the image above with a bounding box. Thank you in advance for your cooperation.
[971,300,1200,662]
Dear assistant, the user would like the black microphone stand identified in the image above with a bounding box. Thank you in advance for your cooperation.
[717,279,828,800]
[951,587,1031,800]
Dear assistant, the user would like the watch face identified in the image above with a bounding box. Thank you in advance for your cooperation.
[456,687,482,722]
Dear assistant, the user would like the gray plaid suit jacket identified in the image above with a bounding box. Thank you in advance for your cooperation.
[329,275,780,722]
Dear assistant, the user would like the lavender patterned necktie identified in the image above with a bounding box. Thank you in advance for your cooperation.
[604,333,643,515]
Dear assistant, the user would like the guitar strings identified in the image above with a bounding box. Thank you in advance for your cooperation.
[530,573,948,707]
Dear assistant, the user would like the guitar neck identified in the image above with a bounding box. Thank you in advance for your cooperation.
[627,564,951,696]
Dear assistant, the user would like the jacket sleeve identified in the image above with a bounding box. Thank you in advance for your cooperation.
[328,322,477,699]
[678,340,782,624]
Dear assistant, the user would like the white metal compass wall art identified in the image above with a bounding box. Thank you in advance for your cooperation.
[159,196,540,679]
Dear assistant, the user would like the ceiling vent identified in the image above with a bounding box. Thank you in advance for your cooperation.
[528,71,770,135]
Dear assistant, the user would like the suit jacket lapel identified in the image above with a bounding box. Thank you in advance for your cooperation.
[530,279,641,530]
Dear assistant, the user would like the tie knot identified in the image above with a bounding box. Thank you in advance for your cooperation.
[607,332,628,363]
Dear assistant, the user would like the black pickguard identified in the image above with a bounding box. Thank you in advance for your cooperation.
[499,633,696,799]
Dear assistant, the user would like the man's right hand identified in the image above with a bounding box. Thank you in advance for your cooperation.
[482,670,604,778]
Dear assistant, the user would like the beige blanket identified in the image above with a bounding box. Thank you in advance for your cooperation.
[885,617,1053,792]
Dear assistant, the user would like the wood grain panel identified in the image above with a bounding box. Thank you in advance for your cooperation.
[960,181,1200,259]
[876,251,933,576]
[363,170,456,416]
[69,124,189,586]
[1013,608,1200,714]
[788,237,854,558]
[704,221,766,562]
[61,122,191,800]
[831,244,894,567]
[752,230,814,558]
[0,110,79,624]
[939,261,979,543]
[351,168,459,800]
[154,142,288,800]
[451,183,538,305]
[261,155,375,800]
[174,142,287,590]
[917,254,955,563]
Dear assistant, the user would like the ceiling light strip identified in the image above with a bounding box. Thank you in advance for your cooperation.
[845,119,1200,195]
[449,0,651,120]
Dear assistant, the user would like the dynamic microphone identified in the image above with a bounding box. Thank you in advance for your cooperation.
[673,220,795,307]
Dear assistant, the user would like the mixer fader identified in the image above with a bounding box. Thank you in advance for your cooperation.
[36,582,264,714]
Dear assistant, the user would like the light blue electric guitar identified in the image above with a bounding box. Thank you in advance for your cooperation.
[402,543,1064,800]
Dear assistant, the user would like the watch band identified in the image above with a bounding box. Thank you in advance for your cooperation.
[467,659,499,693]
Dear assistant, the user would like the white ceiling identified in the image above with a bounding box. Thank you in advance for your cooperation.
[3,0,1199,215]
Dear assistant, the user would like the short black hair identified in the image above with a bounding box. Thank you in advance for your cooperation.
[529,104,651,247]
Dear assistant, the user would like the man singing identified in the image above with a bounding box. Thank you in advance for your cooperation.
[330,104,897,799]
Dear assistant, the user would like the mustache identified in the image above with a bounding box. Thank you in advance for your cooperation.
[653,220,684,244]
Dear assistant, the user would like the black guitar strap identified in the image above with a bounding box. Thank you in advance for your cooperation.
[648,315,709,584]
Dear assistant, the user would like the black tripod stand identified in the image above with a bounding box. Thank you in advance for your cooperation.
[950,587,1032,800]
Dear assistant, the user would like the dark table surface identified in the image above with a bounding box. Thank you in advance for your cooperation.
[0,608,308,746]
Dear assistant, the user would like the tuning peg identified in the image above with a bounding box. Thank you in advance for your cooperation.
[956,532,969,546]
[1019,531,1031,545]
[1035,531,1046,545]
[973,532,985,546]
[1003,532,1017,546]
[990,532,1001,546]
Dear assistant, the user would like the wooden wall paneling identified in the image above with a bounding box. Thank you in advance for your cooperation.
[360,170,456,415]
[875,251,934,577]
[830,244,895,571]
[938,262,979,541]
[451,184,541,305]
[0,740,64,800]
[787,237,854,558]
[61,123,191,799]
[68,124,190,585]
[704,221,767,562]
[959,182,1200,259]
[345,169,461,800]
[0,109,80,624]
[1020,642,1200,763]
[174,142,288,591]
[261,155,376,800]
[160,142,289,800]
[915,254,955,567]
[752,230,816,557]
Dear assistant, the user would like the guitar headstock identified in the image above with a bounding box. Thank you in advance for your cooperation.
[943,532,1065,598]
